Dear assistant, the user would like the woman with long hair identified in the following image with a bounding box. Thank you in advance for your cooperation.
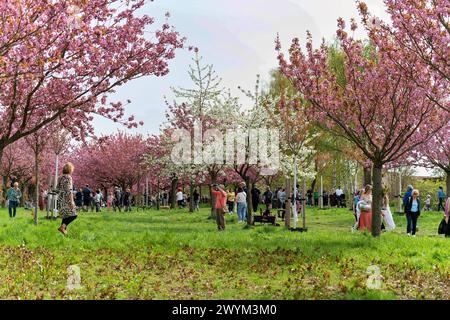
[358,185,373,232]
[56,162,78,236]
[381,187,395,231]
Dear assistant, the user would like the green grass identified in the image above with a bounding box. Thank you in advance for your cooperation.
[0,206,448,300]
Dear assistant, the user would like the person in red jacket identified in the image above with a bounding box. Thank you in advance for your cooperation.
[211,184,227,231]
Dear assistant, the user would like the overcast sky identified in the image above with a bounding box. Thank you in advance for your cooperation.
[95,0,389,135]
[92,0,430,176]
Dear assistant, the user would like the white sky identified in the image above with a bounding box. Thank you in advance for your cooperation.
[92,0,431,176]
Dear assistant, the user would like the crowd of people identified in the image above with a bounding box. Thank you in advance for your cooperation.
[2,162,449,238]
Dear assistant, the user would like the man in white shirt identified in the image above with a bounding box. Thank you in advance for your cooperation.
[335,186,344,207]
[176,190,184,208]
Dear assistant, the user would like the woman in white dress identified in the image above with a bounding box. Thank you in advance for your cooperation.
[381,190,396,231]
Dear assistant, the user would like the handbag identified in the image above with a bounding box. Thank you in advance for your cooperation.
[222,203,229,213]
[438,218,447,235]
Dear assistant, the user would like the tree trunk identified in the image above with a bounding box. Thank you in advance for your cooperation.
[302,178,306,229]
[189,177,194,213]
[157,176,160,210]
[446,171,450,197]
[285,178,291,228]
[170,176,178,209]
[210,174,217,219]
[371,164,383,237]
[246,177,253,226]
[1,175,7,208]
[310,178,317,193]
[363,166,372,186]
[34,151,39,225]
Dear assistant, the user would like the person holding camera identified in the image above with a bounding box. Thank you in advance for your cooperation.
[211,184,227,231]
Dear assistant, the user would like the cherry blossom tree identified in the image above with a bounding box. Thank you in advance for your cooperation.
[0,0,184,163]
[276,18,449,236]
[71,132,148,192]
[165,52,241,213]
[25,127,52,225]
[358,0,449,112]
[414,125,450,193]
[264,70,317,228]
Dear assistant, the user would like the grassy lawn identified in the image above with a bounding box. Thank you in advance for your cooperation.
[0,205,448,300]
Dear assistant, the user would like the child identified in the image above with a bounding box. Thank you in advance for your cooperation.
[424,194,431,211]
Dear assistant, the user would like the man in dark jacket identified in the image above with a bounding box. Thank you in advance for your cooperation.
[251,186,261,213]
[82,185,92,212]
[113,186,123,212]
[262,187,273,210]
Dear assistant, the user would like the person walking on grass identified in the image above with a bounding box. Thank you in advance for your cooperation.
[405,189,421,237]
[236,187,247,223]
[56,163,78,236]
[437,186,446,211]
[6,182,22,218]
[211,184,227,231]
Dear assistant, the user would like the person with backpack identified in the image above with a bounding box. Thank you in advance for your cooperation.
[404,189,421,236]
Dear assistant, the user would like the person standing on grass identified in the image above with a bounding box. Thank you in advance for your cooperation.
[358,185,373,232]
[94,190,103,212]
[75,188,83,209]
[193,189,200,211]
[123,188,132,212]
[56,163,78,236]
[437,186,446,211]
[353,190,361,222]
[211,184,227,231]
[313,190,319,207]
[236,187,247,223]
[444,197,449,237]
[113,186,122,212]
[381,189,395,231]
[6,182,22,218]
[82,185,92,212]
[335,186,344,208]
[226,188,236,214]
[424,194,432,211]
[176,188,183,208]
[405,189,421,236]
[263,186,273,211]
[251,185,261,214]
[403,185,413,211]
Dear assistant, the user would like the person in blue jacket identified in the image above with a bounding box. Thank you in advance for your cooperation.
[403,185,413,212]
